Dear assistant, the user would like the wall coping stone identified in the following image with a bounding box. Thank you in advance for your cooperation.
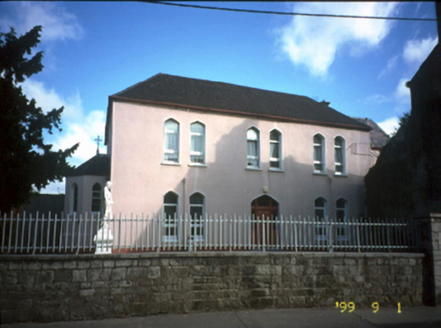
[0,252,424,262]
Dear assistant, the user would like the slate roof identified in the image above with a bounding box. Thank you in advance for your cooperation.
[352,117,390,150]
[109,73,371,131]
[67,154,110,177]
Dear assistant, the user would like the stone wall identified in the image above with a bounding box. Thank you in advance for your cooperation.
[0,252,423,324]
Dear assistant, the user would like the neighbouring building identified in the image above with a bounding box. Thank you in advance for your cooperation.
[365,43,441,218]
[64,153,110,216]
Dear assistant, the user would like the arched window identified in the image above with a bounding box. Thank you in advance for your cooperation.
[163,191,178,241]
[314,197,327,219]
[247,128,260,168]
[91,183,102,213]
[313,134,325,173]
[270,129,282,169]
[314,197,327,241]
[190,192,205,240]
[71,183,78,213]
[190,122,205,164]
[334,136,346,175]
[164,119,179,163]
[336,198,348,241]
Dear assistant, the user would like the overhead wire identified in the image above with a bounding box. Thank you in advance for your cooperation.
[142,1,437,22]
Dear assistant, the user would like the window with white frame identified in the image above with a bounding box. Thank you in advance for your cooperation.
[189,192,205,241]
[71,183,78,213]
[91,183,102,213]
[163,192,178,242]
[164,119,179,163]
[247,128,260,168]
[334,136,346,175]
[190,122,205,164]
[336,198,348,241]
[314,197,327,241]
[313,134,325,173]
[270,129,282,169]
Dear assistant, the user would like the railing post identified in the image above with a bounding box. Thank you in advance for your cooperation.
[33,212,39,255]
[262,215,266,252]
[328,217,333,253]
[356,217,361,253]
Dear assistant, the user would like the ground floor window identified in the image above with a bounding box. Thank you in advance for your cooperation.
[163,191,178,242]
[189,192,205,241]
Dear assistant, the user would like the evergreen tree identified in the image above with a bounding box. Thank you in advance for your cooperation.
[0,25,78,213]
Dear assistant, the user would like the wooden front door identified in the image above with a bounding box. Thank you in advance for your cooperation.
[251,196,279,247]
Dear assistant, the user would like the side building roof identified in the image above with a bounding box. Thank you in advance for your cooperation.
[107,73,371,135]
[352,117,390,150]
[66,154,110,177]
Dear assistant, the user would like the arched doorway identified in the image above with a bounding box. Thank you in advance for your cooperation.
[251,195,279,247]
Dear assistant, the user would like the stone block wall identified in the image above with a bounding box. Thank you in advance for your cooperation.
[0,252,423,324]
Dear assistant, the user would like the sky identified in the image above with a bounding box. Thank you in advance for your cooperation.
[0,1,438,194]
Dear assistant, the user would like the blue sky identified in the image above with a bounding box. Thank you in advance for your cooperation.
[0,1,438,194]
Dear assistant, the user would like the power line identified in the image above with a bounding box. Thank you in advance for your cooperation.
[142,1,437,22]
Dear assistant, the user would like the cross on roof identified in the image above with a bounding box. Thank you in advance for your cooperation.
[94,135,102,155]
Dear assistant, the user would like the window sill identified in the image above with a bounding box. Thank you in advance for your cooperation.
[269,168,284,173]
[312,172,327,176]
[188,164,207,168]
[162,238,178,243]
[334,173,348,178]
[161,162,181,166]
[246,167,262,171]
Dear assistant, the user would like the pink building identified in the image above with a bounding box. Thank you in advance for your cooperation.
[65,74,387,246]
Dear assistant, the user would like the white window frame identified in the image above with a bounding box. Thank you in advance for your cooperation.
[163,119,180,164]
[190,122,206,165]
[163,191,179,242]
[91,183,102,214]
[313,133,326,174]
[247,127,260,169]
[334,136,346,175]
[269,129,282,170]
[336,198,349,242]
[314,197,328,241]
[189,192,205,242]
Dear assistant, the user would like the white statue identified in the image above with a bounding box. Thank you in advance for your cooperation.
[95,180,114,254]
[104,181,113,222]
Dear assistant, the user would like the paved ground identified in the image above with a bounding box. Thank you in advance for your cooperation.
[4,307,441,328]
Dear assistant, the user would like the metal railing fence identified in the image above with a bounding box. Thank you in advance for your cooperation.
[0,212,422,255]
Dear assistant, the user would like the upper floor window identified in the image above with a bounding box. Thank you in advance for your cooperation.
[164,119,179,163]
[189,192,205,241]
[334,136,346,175]
[91,183,102,213]
[247,128,260,168]
[313,134,325,173]
[71,183,78,213]
[190,122,205,164]
[270,129,282,169]
[163,191,178,242]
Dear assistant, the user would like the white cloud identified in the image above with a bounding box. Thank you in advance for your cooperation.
[0,2,83,42]
[378,55,398,79]
[21,79,106,184]
[276,2,399,76]
[393,78,411,104]
[378,116,399,136]
[403,37,438,68]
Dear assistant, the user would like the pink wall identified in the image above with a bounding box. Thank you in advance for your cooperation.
[108,101,373,220]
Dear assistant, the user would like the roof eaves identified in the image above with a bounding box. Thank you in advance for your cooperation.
[110,95,372,132]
